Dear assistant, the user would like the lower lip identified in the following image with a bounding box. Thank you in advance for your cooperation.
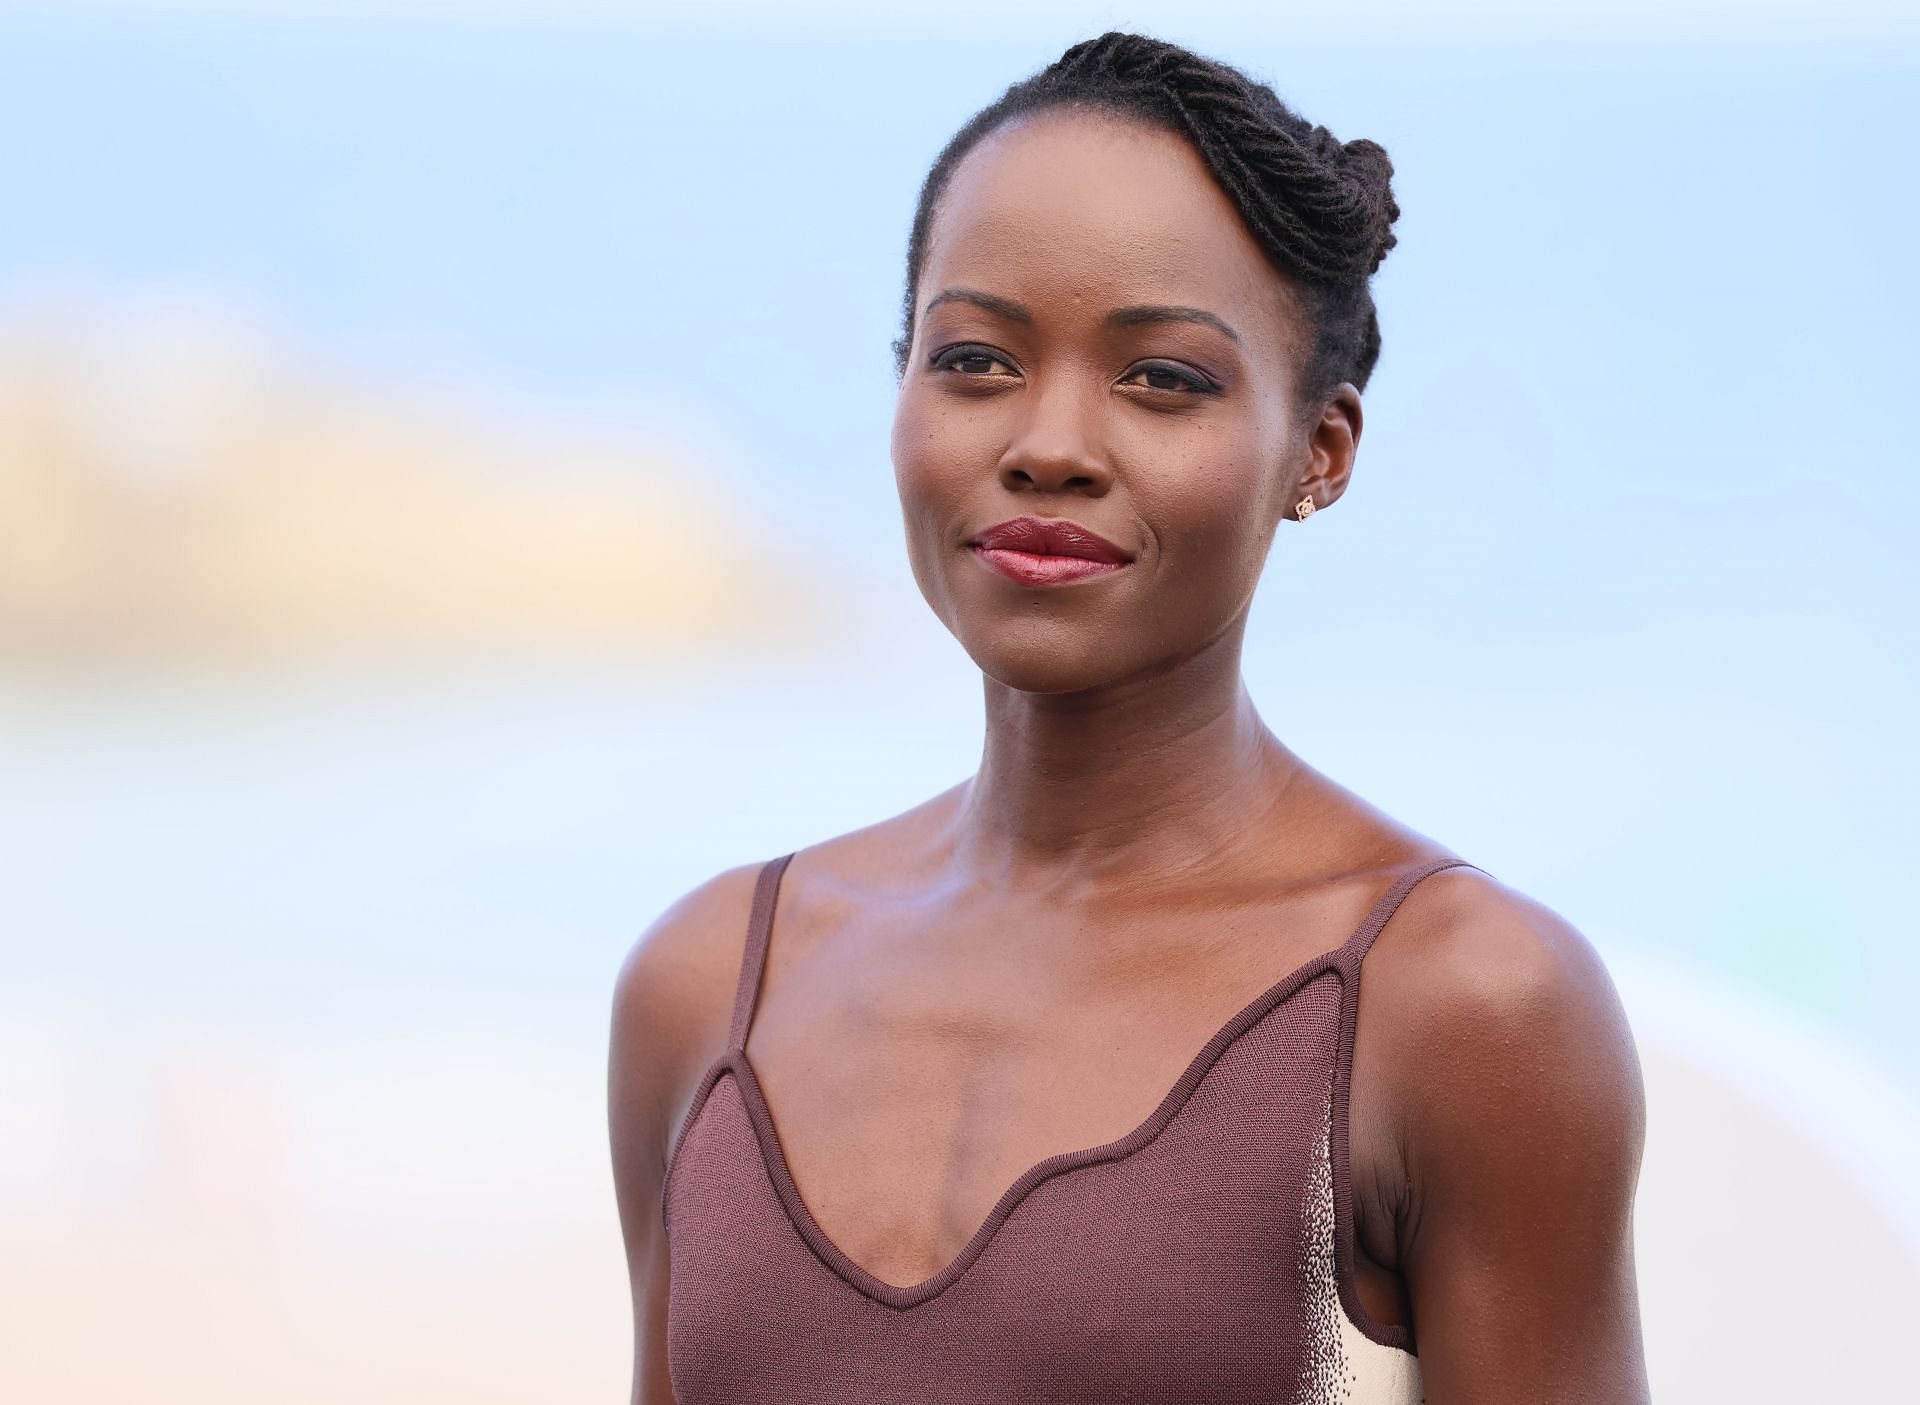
[971,546,1130,586]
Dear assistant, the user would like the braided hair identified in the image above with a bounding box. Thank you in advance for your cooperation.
[893,32,1401,406]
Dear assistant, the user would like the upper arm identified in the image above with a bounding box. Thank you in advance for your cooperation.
[607,862,763,1405]
[1383,878,1650,1404]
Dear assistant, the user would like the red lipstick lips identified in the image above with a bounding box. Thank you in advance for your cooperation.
[968,514,1133,587]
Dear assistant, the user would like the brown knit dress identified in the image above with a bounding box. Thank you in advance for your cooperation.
[661,850,1483,1403]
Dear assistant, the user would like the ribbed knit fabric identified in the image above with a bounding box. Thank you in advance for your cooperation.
[661,852,1483,1403]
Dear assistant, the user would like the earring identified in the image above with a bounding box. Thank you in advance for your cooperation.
[1294,494,1316,521]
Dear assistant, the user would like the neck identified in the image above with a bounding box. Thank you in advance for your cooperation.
[953,621,1299,892]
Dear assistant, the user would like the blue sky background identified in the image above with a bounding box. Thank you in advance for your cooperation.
[5,10,1912,1055]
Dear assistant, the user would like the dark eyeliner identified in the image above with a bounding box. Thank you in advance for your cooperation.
[1127,360,1220,393]
[929,343,1016,374]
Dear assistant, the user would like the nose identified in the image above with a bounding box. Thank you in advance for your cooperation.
[996,372,1113,497]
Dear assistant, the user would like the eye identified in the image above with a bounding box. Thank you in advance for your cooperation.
[1119,361,1218,394]
[930,344,1019,378]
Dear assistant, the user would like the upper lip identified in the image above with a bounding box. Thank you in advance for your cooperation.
[969,514,1133,564]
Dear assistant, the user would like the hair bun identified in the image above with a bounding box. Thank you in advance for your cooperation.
[1336,137,1400,275]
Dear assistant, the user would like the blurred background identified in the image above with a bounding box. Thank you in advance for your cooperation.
[2,2,1915,1400]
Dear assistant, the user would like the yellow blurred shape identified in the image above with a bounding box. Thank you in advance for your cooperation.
[0,294,825,679]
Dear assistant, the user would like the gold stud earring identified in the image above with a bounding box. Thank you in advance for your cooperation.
[1294,494,1316,521]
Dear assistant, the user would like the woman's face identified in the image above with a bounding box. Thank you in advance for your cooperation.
[891,108,1356,696]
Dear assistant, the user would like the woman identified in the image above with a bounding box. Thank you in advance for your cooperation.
[610,31,1647,1405]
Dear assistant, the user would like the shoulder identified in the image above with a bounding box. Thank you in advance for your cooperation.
[607,858,772,1173]
[611,777,965,1040]
[1346,873,1651,1395]
[1365,864,1644,1105]
[1372,865,1636,1040]
[1363,863,1646,1211]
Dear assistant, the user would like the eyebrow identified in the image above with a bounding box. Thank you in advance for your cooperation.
[1106,304,1243,344]
[921,287,1241,344]
[922,287,1032,323]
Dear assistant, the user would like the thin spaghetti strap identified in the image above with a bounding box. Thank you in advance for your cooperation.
[1335,854,1489,969]
[1326,852,1490,1351]
[726,851,796,1054]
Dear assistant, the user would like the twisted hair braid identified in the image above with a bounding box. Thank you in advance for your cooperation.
[893,31,1401,404]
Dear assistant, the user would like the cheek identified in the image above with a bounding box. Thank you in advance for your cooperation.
[889,388,973,606]
[891,385,1000,526]
[1124,423,1277,572]
[889,395,937,565]
[888,390,933,505]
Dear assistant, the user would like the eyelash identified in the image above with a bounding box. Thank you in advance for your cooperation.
[928,344,1219,395]
[929,344,1018,378]
[1122,362,1218,394]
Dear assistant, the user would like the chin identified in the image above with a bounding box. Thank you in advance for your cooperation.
[954,626,1134,696]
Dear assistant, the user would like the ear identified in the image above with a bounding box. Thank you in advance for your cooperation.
[1293,383,1363,517]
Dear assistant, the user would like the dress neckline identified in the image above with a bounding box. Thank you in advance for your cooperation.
[660,851,1477,1312]
[719,940,1347,1310]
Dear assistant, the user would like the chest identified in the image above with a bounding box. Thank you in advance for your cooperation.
[662,967,1421,1403]
[745,924,1315,1288]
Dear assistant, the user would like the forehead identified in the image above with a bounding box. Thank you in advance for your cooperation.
[921,108,1302,359]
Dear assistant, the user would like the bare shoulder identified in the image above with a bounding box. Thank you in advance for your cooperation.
[1360,863,1647,1247]
[1365,864,1642,1090]
[605,776,965,1197]
[1357,865,1650,1398]
[612,775,964,1063]
[1366,863,1611,994]
[607,858,769,1183]
[607,861,774,1405]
